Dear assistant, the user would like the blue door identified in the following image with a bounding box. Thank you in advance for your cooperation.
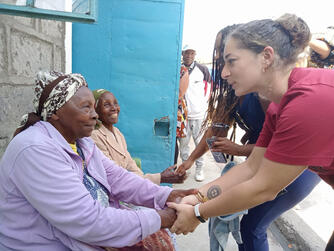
[72,0,185,180]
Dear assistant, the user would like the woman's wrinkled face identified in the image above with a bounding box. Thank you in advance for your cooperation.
[54,86,98,142]
[96,92,120,126]
[221,37,263,96]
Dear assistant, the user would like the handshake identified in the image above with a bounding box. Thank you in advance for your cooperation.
[157,189,207,235]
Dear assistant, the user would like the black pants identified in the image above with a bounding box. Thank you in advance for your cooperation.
[326,231,334,251]
[174,139,179,165]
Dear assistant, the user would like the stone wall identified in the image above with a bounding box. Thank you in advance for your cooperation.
[0,13,65,157]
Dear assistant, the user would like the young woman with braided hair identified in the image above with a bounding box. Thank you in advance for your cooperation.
[176,25,269,166]
[175,21,322,251]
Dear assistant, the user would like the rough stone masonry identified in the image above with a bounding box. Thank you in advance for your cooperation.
[0,10,65,157]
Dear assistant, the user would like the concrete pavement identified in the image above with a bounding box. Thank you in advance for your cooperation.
[274,180,333,250]
[172,136,333,250]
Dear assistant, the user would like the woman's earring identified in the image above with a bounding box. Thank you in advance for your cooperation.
[262,64,269,73]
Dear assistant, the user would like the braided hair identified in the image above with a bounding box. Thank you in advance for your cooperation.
[202,24,248,137]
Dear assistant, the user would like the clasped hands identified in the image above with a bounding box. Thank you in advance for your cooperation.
[158,189,204,235]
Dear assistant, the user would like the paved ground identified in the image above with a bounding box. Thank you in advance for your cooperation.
[172,135,334,250]
[275,179,333,250]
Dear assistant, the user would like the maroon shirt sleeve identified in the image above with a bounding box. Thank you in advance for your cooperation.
[263,85,334,168]
[256,68,334,188]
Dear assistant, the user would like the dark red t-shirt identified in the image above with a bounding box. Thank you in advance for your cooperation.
[256,67,334,188]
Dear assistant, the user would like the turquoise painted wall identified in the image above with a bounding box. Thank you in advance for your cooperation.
[73,0,184,179]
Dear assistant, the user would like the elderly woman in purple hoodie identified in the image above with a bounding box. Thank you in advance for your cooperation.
[0,71,195,251]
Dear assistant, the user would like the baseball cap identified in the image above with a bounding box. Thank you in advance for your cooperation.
[182,44,196,52]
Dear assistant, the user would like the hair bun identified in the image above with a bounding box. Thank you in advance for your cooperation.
[276,13,310,49]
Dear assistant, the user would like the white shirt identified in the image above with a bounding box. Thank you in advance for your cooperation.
[185,64,211,119]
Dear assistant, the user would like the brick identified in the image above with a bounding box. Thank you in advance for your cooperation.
[0,84,34,125]
[0,84,34,156]
[14,16,35,28]
[0,138,9,159]
[10,29,53,77]
[0,25,7,73]
[54,45,63,72]
[40,19,64,39]
[0,7,65,157]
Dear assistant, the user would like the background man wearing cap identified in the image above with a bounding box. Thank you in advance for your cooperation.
[178,44,211,181]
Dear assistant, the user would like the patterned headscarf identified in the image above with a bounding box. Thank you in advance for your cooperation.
[14,71,88,137]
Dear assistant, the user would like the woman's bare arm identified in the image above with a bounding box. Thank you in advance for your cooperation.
[309,38,331,60]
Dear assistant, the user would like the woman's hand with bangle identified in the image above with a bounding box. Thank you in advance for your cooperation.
[180,194,200,205]
[180,190,208,205]
[167,202,200,235]
[166,189,198,204]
